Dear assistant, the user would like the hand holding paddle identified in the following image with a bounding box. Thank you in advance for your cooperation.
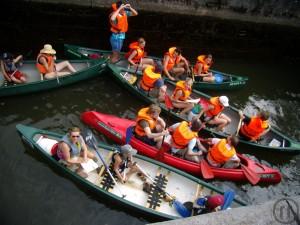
[84,130,126,198]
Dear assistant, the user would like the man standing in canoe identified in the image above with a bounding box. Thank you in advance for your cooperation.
[109,1,138,63]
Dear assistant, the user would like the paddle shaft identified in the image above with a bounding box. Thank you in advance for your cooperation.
[90,140,126,198]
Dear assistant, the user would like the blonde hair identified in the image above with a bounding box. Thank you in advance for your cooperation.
[148,104,161,114]
[68,127,81,133]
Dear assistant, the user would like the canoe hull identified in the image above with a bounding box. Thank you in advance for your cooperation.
[81,111,282,184]
[16,124,246,220]
[0,59,107,97]
[64,44,248,90]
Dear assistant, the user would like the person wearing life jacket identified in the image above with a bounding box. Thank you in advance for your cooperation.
[0,52,27,84]
[186,194,225,216]
[134,104,168,149]
[168,118,207,163]
[36,44,76,80]
[193,54,215,82]
[52,127,97,178]
[206,135,240,168]
[125,37,154,70]
[109,1,138,63]
[171,77,195,116]
[138,65,167,102]
[162,47,190,81]
[239,110,271,142]
[201,96,231,132]
[112,144,146,183]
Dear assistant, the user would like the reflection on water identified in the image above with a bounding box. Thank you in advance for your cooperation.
[0,2,300,225]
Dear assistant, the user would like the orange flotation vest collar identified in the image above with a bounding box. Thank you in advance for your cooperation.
[172,80,192,101]
[164,47,181,71]
[208,139,236,164]
[193,55,212,74]
[36,54,55,74]
[125,42,144,63]
[205,97,224,117]
[134,107,157,137]
[172,121,198,149]
[240,117,268,140]
[140,66,161,91]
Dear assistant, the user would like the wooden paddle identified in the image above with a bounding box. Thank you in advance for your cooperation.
[84,130,126,198]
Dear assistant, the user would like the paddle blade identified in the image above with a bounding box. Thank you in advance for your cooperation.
[125,126,134,144]
[173,200,191,217]
[221,190,235,210]
[84,130,97,150]
[200,160,214,179]
[241,164,260,185]
[164,94,174,110]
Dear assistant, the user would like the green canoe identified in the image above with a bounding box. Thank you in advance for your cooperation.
[104,60,300,155]
[16,124,246,220]
[64,44,248,91]
[0,59,107,97]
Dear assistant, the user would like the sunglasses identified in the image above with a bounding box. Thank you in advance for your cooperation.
[71,135,80,138]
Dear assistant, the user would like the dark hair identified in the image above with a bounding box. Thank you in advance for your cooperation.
[190,118,202,132]
[1,52,14,60]
[260,110,270,120]
[116,1,123,8]
[174,47,182,55]
[229,135,239,147]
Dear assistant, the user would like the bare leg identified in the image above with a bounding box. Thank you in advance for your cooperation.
[55,61,76,73]
[44,71,70,79]
[110,51,120,63]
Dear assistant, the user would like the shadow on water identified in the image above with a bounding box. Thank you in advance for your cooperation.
[1,1,300,225]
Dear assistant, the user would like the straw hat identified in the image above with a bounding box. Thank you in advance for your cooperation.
[40,44,56,55]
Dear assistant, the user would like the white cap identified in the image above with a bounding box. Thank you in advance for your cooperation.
[120,144,137,155]
[219,96,229,107]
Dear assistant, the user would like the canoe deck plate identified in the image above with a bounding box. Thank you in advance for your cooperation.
[146,169,169,210]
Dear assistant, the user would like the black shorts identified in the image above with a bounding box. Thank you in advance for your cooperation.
[135,134,156,146]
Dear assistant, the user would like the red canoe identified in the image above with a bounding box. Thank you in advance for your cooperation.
[81,111,282,184]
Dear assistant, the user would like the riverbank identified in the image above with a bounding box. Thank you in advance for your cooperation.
[150,196,300,225]
[26,0,300,27]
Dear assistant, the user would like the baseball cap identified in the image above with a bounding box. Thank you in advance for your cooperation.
[219,96,229,107]
[120,144,137,155]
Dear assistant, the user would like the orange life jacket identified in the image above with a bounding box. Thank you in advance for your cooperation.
[205,97,224,117]
[240,117,268,140]
[172,121,198,149]
[164,47,181,71]
[140,66,161,91]
[36,54,55,74]
[110,4,128,33]
[208,139,236,164]
[135,107,157,137]
[193,55,212,74]
[125,42,144,63]
[172,80,192,101]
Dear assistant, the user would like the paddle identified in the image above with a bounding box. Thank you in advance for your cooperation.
[84,130,126,198]
[241,164,260,185]
[236,110,244,135]
[135,163,191,217]
[221,190,235,210]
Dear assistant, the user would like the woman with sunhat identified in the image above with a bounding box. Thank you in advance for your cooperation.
[36,44,76,80]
